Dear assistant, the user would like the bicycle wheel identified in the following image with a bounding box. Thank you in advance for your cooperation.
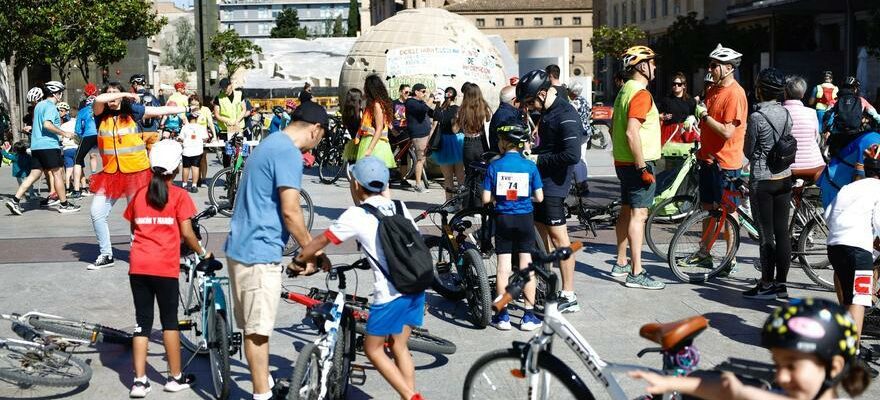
[208,307,231,400]
[289,342,321,400]
[646,195,699,260]
[0,342,92,388]
[208,167,238,217]
[318,145,346,184]
[798,217,834,291]
[178,270,205,354]
[668,210,740,283]
[424,235,467,301]
[407,327,457,355]
[461,248,492,328]
[328,313,355,399]
[463,348,594,399]
[451,207,496,276]
[27,317,132,346]
[283,190,315,256]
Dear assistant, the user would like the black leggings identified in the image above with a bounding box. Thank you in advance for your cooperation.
[130,275,179,337]
[73,136,98,167]
[749,178,792,283]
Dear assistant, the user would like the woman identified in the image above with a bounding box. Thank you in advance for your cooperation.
[657,72,698,144]
[783,75,825,184]
[355,75,396,168]
[341,88,364,138]
[455,83,491,170]
[431,87,464,199]
[743,68,793,300]
[189,95,216,186]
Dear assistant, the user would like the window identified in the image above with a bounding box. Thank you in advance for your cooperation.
[573,68,583,76]
[674,0,681,14]
[496,18,504,27]
[476,18,485,27]
[622,2,627,24]
[651,0,657,18]
[534,17,543,26]
[514,40,519,54]
[641,0,646,21]
[553,17,562,26]
[573,16,581,25]
[613,5,619,26]
[573,39,583,53]
[515,17,524,26]
[662,0,668,16]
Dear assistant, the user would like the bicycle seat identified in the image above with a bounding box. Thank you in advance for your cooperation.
[451,220,472,233]
[639,316,708,351]
[195,259,223,273]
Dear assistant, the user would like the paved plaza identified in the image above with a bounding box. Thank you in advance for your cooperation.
[1,149,878,399]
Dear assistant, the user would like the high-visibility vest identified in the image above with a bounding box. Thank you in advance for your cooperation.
[217,90,243,131]
[97,114,150,174]
[611,79,662,163]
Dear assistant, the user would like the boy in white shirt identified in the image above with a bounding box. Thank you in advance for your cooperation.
[177,112,209,193]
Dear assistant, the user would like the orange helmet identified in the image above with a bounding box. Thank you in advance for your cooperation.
[621,46,657,70]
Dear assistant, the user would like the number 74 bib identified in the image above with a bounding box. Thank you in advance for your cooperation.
[496,172,529,201]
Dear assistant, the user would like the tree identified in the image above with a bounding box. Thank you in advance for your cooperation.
[332,15,345,37]
[589,25,647,60]
[208,29,262,78]
[270,8,308,39]
[347,0,360,37]
[162,18,198,72]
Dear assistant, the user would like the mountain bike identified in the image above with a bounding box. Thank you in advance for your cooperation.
[0,335,92,388]
[463,242,712,399]
[1,312,132,349]
[178,257,242,400]
[317,118,351,184]
[391,133,429,189]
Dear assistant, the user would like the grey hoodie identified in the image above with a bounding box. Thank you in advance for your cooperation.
[745,100,793,181]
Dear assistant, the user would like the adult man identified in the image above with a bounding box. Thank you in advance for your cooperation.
[810,71,838,125]
[404,83,434,192]
[224,101,329,400]
[70,83,100,199]
[166,82,189,109]
[609,46,665,290]
[391,84,411,186]
[516,69,582,312]
[129,74,162,151]
[545,64,568,99]
[6,81,80,215]
[488,86,524,154]
[682,44,749,275]
[213,78,246,167]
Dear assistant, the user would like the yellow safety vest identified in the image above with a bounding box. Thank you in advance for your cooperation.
[217,90,243,131]
[611,79,662,163]
[97,115,150,174]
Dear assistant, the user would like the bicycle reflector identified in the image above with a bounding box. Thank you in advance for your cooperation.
[510,369,526,379]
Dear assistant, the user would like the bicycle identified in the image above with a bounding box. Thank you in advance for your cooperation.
[463,242,711,399]
[0,334,92,388]
[390,133,429,189]
[178,257,242,400]
[317,117,351,184]
[177,205,216,354]
[1,312,132,349]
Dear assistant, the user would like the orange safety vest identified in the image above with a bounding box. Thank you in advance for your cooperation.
[97,115,150,174]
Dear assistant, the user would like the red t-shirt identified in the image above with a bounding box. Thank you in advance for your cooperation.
[123,185,197,278]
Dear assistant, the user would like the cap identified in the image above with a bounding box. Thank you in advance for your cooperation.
[412,83,427,92]
[149,140,183,174]
[349,156,389,193]
[174,81,186,89]
[218,78,230,89]
[84,83,98,97]
[292,101,329,130]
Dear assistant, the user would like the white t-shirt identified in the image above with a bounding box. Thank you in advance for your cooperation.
[60,120,78,150]
[179,124,208,157]
[325,196,417,305]
[825,178,880,253]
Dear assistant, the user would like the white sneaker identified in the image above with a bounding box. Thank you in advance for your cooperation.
[129,379,151,398]
[87,254,115,270]
[163,374,194,392]
[558,293,581,313]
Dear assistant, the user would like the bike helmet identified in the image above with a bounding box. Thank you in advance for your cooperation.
[864,144,880,177]
[129,74,146,86]
[285,99,298,109]
[843,76,860,89]
[756,68,786,96]
[621,46,657,70]
[44,81,65,94]
[56,102,70,112]
[272,105,284,114]
[497,123,530,144]
[516,69,551,102]
[708,44,742,68]
[26,87,44,103]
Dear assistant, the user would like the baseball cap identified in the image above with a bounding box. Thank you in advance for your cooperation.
[149,140,183,174]
[292,101,329,130]
[349,156,389,193]
[218,78,230,90]
[412,83,427,93]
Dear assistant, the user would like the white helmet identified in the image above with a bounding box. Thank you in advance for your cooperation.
[27,87,44,103]
[709,44,742,67]
[45,81,66,94]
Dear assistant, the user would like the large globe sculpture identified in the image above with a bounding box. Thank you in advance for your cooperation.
[339,8,509,108]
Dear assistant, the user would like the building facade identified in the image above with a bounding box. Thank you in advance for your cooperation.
[218,0,353,39]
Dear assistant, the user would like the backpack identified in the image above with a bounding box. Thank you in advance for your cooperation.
[828,93,865,155]
[359,201,433,294]
[756,109,796,174]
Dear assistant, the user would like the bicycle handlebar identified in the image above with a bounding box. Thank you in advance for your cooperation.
[193,206,217,223]
[284,256,370,278]
[492,242,583,312]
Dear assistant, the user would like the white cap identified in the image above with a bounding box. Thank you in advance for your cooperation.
[149,140,182,174]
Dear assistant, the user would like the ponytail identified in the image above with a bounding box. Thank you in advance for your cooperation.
[147,167,172,209]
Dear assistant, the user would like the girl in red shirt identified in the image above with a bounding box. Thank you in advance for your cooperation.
[123,140,209,397]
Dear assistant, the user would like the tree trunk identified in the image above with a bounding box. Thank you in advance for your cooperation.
[6,57,22,142]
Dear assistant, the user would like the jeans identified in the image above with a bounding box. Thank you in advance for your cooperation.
[90,194,119,257]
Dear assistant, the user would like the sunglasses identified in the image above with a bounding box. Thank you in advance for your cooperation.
[402,91,411,95]
[672,82,685,87]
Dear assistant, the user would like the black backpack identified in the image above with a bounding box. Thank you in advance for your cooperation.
[756,109,797,174]
[359,201,433,294]
[828,93,865,155]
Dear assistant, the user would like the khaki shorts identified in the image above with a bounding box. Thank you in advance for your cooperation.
[411,136,430,161]
[228,258,283,337]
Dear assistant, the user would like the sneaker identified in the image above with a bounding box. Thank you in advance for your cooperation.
[189,186,198,194]
[625,271,666,290]
[5,199,22,215]
[717,259,738,278]
[68,191,82,199]
[87,255,115,270]
[676,253,713,269]
[558,292,581,313]
[413,185,429,193]
[520,311,542,331]
[775,283,789,299]
[57,202,81,213]
[491,310,512,330]
[129,379,151,398]
[81,188,93,197]
[398,179,413,188]
[40,196,61,208]
[611,263,632,277]
[164,374,194,392]
[743,282,776,299]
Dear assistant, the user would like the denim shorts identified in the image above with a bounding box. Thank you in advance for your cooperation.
[698,162,741,205]
[615,162,656,208]
[365,292,425,336]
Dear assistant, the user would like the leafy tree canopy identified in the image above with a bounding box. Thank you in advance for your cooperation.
[208,29,262,77]
[270,8,308,39]
[589,25,647,60]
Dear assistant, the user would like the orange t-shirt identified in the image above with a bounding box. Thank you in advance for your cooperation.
[697,81,748,169]
[628,90,653,121]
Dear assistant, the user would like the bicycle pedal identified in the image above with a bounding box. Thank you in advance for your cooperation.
[349,364,367,385]
[231,332,243,348]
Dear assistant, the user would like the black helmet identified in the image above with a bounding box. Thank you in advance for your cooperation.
[516,70,551,102]
[129,74,146,86]
[762,298,857,363]
[843,76,860,89]
[272,105,284,114]
[756,68,785,95]
[497,123,530,143]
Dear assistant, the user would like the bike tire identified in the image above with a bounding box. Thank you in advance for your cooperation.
[668,210,740,283]
[27,317,132,346]
[208,167,237,217]
[0,342,92,388]
[646,194,699,260]
[178,267,206,354]
[450,207,496,276]
[318,146,346,185]
[798,217,834,291]
[208,308,231,400]
[463,348,595,399]
[328,312,355,399]
[288,342,321,400]
[462,248,492,328]
[283,190,315,256]
[424,235,467,301]
[352,323,457,355]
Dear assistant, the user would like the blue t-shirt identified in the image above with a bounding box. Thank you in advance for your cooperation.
[75,104,97,138]
[269,115,289,133]
[483,151,543,215]
[30,100,62,150]
[819,131,880,208]
[137,90,161,131]
[224,132,304,264]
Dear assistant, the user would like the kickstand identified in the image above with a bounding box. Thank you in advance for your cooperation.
[182,341,207,373]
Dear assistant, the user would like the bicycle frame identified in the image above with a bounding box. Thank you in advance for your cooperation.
[1,312,92,347]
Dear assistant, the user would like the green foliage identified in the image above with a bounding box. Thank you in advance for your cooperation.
[589,25,647,60]
[270,8,308,39]
[332,15,345,37]
[347,0,360,37]
[208,29,262,77]
[163,18,198,72]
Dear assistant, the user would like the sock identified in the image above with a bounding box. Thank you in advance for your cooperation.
[267,374,275,390]
[561,290,575,299]
[134,376,147,383]
[61,201,69,206]
[171,373,182,381]
[253,392,273,400]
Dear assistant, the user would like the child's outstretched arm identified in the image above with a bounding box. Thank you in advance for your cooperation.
[629,370,794,400]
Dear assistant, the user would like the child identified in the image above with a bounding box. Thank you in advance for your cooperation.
[160,101,186,138]
[290,156,425,400]
[482,123,544,331]
[630,298,869,400]
[177,112,209,192]
[1,141,36,200]
[123,140,207,397]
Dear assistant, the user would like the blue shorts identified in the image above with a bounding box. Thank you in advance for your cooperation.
[615,161,657,208]
[698,162,741,205]
[63,148,77,169]
[365,292,425,336]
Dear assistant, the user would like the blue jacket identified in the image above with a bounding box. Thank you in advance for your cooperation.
[488,102,523,153]
[1,149,31,179]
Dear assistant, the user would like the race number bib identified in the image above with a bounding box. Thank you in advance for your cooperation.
[496,172,529,201]
[852,270,874,307]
